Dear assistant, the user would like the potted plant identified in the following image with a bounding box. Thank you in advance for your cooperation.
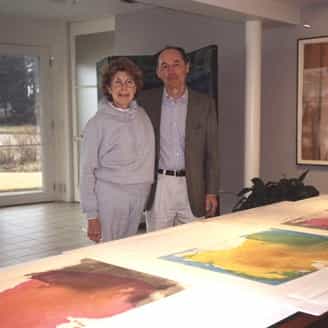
[232,170,319,212]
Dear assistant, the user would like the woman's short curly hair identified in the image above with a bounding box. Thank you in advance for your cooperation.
[102,57,143,101]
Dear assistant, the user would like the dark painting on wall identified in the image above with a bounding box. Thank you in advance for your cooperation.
[297,37,328,165]
[96,45,218,116]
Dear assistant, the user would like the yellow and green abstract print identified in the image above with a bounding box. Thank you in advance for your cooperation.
[161,229,328,285]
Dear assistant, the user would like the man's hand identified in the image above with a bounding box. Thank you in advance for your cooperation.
[205,194,219,217]
[87,218,102,243]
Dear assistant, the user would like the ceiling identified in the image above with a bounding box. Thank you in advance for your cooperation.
[0,0,149,21]
[0,0,327,22]
[294,0,328,6]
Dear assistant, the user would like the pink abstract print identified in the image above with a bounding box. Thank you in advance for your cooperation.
[0,259,183,328]
[285,210,328,230]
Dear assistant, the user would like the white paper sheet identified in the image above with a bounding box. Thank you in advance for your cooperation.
[57,286,297,328]
[281,268,328,315]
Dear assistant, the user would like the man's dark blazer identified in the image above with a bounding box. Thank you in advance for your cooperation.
[138,87,219,217]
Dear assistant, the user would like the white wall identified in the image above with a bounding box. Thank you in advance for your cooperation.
[261,4,328,193]
[114,8,246,213]
[0,15,71,201]
[76,31,114,86]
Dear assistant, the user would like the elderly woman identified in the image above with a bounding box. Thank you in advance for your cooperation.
[80,57,155,242]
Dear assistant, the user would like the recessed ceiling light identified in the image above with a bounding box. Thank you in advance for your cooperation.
[303,24,312,28]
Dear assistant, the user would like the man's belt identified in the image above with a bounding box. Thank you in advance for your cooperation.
[158,169,186,177]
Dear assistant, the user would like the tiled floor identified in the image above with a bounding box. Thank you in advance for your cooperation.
[0,202,94,268]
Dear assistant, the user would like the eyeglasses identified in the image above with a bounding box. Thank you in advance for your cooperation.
[111,79,136,89]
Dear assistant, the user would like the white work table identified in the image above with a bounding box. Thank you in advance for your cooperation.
[1,196,328,328]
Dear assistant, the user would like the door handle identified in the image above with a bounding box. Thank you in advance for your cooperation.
[73,135,83,142]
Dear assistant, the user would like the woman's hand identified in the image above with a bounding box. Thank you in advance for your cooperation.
[87,218,102,243]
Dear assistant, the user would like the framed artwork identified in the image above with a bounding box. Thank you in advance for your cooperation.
[297,36,328,165]
[96,45,218,117]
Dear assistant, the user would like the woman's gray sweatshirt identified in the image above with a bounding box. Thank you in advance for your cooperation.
[80,99,155,218]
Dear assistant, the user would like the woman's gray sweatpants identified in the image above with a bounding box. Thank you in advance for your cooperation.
[96,180,151,242]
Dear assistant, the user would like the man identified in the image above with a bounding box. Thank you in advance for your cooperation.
[139,46,219,231]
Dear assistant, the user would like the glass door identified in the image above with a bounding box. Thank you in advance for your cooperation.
[0,44,54,206]
[70,18,115,201]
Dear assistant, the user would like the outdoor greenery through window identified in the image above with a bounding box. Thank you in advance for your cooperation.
[0,54,42,192]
